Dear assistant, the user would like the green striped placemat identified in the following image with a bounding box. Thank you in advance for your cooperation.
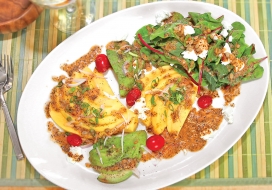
[0,0,271,187]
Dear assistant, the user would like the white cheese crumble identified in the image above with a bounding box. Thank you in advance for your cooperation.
[198,49,208,59]
[223,43,231,54]
[222,106,234,124]
[132,60,137,69]
[182,50,198,61]
[220,43,232,65]
[213,35,219,41]
[103,91,117,99]
[228,36,233,42]
[220,21,233,38]
[221,60,230,65]
[182,49,208,60]
[66,146,82,164]
[130,97,150,120]
[155,11,172,24]
[220,29,229,38]
[222,20,233,31]
[184,25,195,35]
[201,129,217,140]
[142,65,156,76]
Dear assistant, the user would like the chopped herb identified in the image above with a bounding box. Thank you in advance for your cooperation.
[90,129,96,136]
[57,81,63,87]
[136,81,143,91]
[169,87,184,105]
[164,110,167,117]
[168,103,174,111]
[90,119,97,125]
[151,95,156,106]
[68,87,77,93]
[81,102,90,115]
[128,52,139,57]
[66,116,72,122]
[92,107,103,118]
[81,87,90,93]
[151,77,159,88]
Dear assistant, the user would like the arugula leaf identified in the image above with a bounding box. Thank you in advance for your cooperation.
[229,22,245,43]
[150,23,178,41]
[205,40,225,65]
[158,38,185,56]
[168,12,185,22]
[135,24,154,43]
[189,12,201,24]
[243,44,256,56]
[193,12,223,30]
[203,70,219,91]
[242,65,264,82]
[235,38,248,58]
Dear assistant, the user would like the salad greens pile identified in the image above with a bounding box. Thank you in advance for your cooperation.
[106,11,266,95]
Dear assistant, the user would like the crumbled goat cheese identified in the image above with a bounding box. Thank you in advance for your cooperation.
[220,21,233,38]
[220,29,229,38]
[221,43,232,65]
[221,60,231,65]
[155,11,172,24]
[202,129,217,140]
[222,106,234,124]
[222,21,233,31]
[198,49,208,59]
[130,97,150,120]
[66,146,82,164]
[228,36,233,42]
[224,43,231,54]
[184,25,195,35]
[182,50,198,61]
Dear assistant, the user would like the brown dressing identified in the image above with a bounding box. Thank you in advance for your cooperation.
[45,43,242,164]
[142,107,223,161]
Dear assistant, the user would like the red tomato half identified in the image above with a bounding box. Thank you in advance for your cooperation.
[146,135,165,151]
[197,95,213,109]
[67,134,82,146]
[126,87,141,106]
[95,54,111,73]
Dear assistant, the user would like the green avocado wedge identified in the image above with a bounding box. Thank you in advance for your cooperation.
[97,170,133,184]
[89,130,147,184]
[106,49,135,97]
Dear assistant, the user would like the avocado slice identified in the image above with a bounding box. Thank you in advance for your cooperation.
[106,41,146,97]
[97,170,133,184]
[89,130,147,183]
[106,49,135,97]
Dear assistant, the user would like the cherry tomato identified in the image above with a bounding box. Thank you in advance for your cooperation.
[146,135,165,151]
[126,87,141,106]
[197,95,213,109]
[95,54,111,73]
[67,134,82,146]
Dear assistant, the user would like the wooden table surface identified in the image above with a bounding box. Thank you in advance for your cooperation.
[0,0,271,189]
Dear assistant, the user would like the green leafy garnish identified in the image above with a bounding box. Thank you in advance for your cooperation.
[151,95,156,106]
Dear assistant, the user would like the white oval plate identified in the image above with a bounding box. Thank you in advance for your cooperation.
[17,1,269,190]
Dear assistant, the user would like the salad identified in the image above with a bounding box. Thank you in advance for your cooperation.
[45,11,267,184]
[106,11,266,96]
